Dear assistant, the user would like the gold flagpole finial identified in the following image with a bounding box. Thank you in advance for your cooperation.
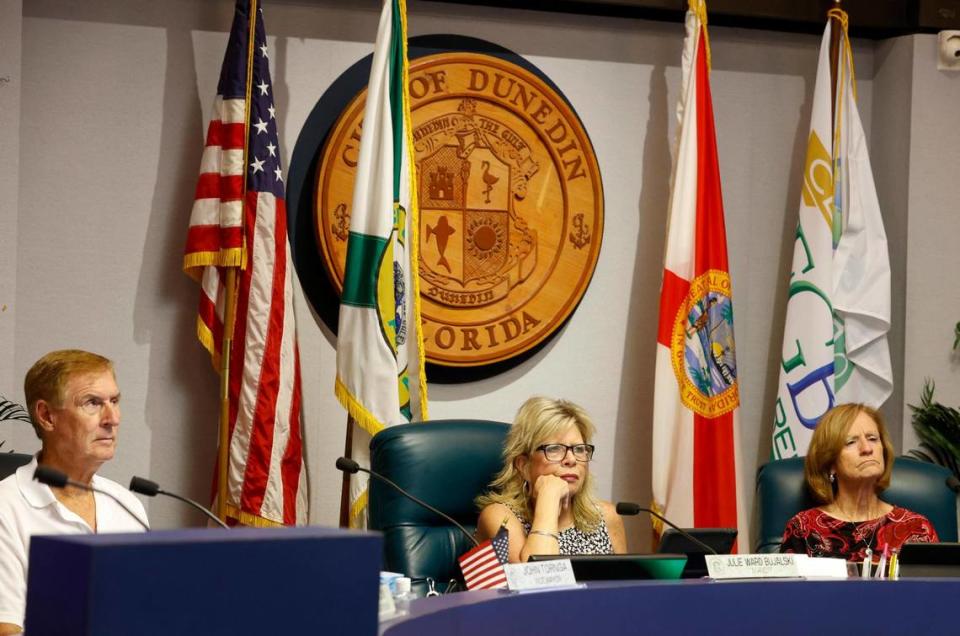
[688,0,711,71]
[688,0,707,24]
[827,5,848,29]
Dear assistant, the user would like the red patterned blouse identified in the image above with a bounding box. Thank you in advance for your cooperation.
[779,506,939,562]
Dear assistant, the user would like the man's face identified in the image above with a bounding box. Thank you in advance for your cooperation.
[45,370,121,467]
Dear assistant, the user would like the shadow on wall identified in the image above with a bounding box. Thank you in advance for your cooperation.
[749,60,815,550]
[613,63,672,553]
[131,19,218,529]
[755,68,816,465]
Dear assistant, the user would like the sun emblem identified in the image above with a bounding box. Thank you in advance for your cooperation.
[466,216,505,262]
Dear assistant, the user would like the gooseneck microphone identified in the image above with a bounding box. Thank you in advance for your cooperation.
[129,476,229,529]
[946,476,960,494]
[34,465,150,531]
[615,501,718,555]
[336,457,479,548]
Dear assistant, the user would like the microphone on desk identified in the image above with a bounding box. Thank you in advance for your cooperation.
[34,465,150,531]
[946,476,960,494]
[615,502,717,555]
[335,457,479,548]
[129,476,229,529]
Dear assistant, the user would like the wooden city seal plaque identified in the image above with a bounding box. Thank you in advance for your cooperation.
[315,52,603,367]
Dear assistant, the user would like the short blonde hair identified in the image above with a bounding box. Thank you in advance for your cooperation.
[804,403,895,504]
[24,350,114,438]
[476,396,602,531]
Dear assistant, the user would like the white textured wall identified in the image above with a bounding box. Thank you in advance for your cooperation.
[872,35,914,450]
[7,0,954,551]
[0,0,21,399]
[901,35,960,451]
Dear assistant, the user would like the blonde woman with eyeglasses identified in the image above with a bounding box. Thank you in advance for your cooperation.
[475,397,627,563]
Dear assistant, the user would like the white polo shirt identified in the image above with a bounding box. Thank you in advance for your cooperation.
[0,456,149,628]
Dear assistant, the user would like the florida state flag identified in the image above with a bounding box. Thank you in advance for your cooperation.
[651,0,741,547]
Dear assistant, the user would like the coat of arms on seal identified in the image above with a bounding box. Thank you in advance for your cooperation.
[418,98,537,308]
[669,270,739,417]
[314,51,603,368]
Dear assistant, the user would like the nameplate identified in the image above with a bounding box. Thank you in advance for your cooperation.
[705,553,801,579]
[504,559,578,590]
[793,554,848,578]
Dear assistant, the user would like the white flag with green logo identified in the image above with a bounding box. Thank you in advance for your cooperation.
[335,0,428,528]
[771,15,892,460]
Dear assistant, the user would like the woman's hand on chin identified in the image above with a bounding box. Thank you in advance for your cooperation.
[533,474,570,508]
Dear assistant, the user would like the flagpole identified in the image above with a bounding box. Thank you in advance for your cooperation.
[828,0,843,123]
[338,416,354,528]
[215,0,259,523]
[217,268,238,521]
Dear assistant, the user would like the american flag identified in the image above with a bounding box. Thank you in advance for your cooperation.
[458,526,510,590]
[183,0,307,526]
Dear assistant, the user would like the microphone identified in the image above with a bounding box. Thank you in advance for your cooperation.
[335,456,479,548]
[946,476,960,494]
[129,476,229,529]
[615,501,718,555]
[34,465,150,531]
[33,465,69,488]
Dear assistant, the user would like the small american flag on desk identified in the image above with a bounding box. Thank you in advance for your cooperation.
[459,526,509,590]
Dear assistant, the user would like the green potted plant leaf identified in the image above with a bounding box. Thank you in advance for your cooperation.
[908,380,960,480]
[0,396,31,453]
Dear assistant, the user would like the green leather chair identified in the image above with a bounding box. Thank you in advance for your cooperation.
[756,456,958,552]
[368,419,509,592]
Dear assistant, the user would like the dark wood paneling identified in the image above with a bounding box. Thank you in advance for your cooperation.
[427,0,959,38]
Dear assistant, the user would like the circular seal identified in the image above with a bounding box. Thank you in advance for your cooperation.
[315,52,603,367]
[669,270,739,417]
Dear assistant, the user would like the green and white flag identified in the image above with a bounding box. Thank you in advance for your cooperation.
[771,10,892,460]
[335,0,428,528]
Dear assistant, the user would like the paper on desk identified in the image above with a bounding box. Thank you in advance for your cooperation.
[793,555,848,578]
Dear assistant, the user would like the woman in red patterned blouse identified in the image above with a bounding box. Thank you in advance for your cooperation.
[780,403,939,562]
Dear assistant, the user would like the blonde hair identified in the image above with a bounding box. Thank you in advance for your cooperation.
[804,403,895,504]
[24,349,114,439]
[476,396,602,531]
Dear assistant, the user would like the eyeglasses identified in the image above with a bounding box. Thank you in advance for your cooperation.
[535,443,595,462]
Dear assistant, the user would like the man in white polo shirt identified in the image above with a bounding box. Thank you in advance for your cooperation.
[0,350,148,634]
